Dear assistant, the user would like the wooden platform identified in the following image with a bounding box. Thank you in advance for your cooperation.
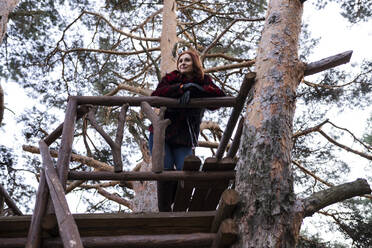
[0,211,216,247]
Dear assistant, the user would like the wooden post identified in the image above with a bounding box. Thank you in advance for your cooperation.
[25,168,49,248]
[141,101,171,173]
[211,219,238,248]
[56,97,77,190]
[210,189,240,233]
[40,141,83,248]
[215,73,255,160]
[43,105,90,146]
[226,117,244,158]
[0,184,22,216]
[87,104,129,172]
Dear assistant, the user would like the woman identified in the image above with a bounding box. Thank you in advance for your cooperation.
[149,49,225,211]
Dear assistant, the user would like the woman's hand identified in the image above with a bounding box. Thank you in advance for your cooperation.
[182,83,205,93]
[179,90,191,104]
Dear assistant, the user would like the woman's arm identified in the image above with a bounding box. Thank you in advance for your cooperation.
[151,71,184,98]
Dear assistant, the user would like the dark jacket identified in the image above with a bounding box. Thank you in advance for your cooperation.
[150,70,225,147]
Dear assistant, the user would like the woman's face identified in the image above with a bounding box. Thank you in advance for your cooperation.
[178,53,193,77]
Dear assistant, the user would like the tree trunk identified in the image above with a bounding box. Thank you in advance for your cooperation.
[0,0,19,43]
[233,0,305,247]
[132,0,178,212]
[0,0,19,126]
[160,0,177,76]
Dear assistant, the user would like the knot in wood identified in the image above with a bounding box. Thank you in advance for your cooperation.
[268,13,280,24]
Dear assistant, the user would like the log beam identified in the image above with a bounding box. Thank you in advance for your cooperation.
[56,97,77,190]
[141,102,171,173]
[86,104,129,172]
[303,178,371,217]
[25,169,49,248]
[226,117,244,158]
[0,184,22,216]
[43,233,216,248]
[75,95,236,108]
[43,105,90,146]
[211,219,238,248]
[304,50,353,76]
[69,170,235,181]
[215,73,255,160]
[40,141,83,248]
[211,189,240,233]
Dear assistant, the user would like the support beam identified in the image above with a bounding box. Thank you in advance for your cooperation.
[43,233,216,248]
[75,95,236,108]
[43,105,90,146]
[211,219,238,248]
[304,50,353,76]
[86,104,129,172]
[25,169,49,248]
[141,102,171,173]
[68,170,235,181]
[215,72,255,160]
[0,184,22,216]
[226,117,244,158]
[210,189,240,233]
[40,141,83,248]
[56,97,77,190]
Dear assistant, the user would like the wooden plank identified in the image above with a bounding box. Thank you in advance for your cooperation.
[40,141,83,248]
[0,211,216,238]
[211,219,238,248]
[0,238,27,248]
[210,189,240,233]
[188,158,236,211]
[68,170,235,181]
[25,168,49,248]
[173,155,202,212]
[43,233,216,248]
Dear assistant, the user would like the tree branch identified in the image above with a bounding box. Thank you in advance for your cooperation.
[205,60,255,73]
[23,145,113,171]
[303,179,371,217]
[82,11,160,42]
[304,50,353,76]
[318,130,372,160]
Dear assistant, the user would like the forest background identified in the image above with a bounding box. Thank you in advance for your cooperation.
[0,0,371,247]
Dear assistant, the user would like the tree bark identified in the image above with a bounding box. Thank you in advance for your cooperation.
[233,0,305,247]
[0,0,20,126]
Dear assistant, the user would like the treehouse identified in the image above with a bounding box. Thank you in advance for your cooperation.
[0,73,255,248]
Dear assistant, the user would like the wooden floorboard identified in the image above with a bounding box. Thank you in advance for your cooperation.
[0,211,216,238]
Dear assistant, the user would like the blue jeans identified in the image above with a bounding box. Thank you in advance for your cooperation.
[149,133,192,171]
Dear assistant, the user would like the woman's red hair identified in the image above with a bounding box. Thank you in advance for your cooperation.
[177,50,204,80]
